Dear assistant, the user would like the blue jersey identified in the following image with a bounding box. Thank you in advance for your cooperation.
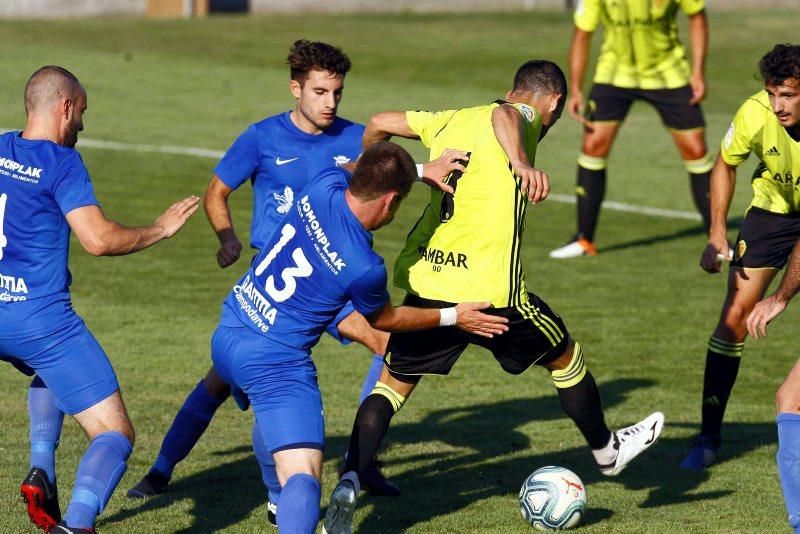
[214,112,364,250]
[0,132,98,338]
[219,167,390,352]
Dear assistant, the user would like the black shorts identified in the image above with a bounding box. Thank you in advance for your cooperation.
[385,292,570,380]
[731,207,800,269]
[586,83,705,131]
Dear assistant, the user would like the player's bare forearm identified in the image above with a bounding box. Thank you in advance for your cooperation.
[204,175,238,245]
[776,241,800,302]
[567,28,592,121]
[708,154,736,241]
[688,11,708,79]
[368,303,440,332]
[363,112,418,149]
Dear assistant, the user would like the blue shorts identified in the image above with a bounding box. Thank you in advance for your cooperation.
[0,316,119,415]
[325,301,355,345]
[211,325,324,453]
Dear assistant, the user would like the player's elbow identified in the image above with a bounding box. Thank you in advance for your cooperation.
[79,233,112,257]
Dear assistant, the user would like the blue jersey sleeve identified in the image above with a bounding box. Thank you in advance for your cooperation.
[346,264,390,317]
[215,124,260,190]
[51,151,99,215]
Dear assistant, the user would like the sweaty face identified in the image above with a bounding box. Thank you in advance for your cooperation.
[63,90,86,148]
[292,69,344,134]
[766,78,800,128]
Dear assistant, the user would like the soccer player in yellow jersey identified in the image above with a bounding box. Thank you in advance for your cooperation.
[322,60,665,534]
[550,0,712,258]
[681,44,800,471]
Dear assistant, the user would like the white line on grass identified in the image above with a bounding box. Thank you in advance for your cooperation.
[2,128,701,222]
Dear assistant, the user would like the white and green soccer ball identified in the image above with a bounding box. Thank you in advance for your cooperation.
[519,466,587,530]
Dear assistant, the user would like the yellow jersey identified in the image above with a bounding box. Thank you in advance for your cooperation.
[721,90,800,215]
[394,102,541,308]
[574,0,705,89]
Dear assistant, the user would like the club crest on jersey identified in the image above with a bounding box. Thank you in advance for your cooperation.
[724,123,734,149]
[736,240,747,260]
[333,155,351,167]
[274,186,294,214]
[518,104,535,123]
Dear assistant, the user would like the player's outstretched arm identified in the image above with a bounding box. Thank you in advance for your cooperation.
[747,240,800,338]
[700,154,736,273]
[66,195,199,256]
[687,10,709,105]
[567,28,592,123]
[205,175,243,268]
[363,112,419,149]
[492,105,550,204]
[367,301,509,338]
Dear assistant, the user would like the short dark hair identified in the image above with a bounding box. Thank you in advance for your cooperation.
[512,60,567,98]
[24,65,82,116]
[287,39,351,84]
[759,44,800,86]
[349,142,416,202]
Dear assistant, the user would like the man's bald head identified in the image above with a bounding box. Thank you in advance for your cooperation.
[24,66,84,117]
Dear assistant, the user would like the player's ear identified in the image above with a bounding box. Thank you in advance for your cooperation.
[505,89,513,100]
[289,79,302,99]
[547,94,561,114]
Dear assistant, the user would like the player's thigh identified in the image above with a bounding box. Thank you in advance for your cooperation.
[332,303,389,355]
[581,84,632,157]
[478,293,570,375]
[776,358,800,414]
[670,129,707,161]
[73,390,134,442]
[272,447,323,486]
[643,86,706,144]
[6,318,121,418]
[379,366,419,398]
[202,365,231,399]
[715,268,777,338]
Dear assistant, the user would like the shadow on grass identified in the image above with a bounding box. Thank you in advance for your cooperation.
[596,216,743,255]
[102,376,775,532]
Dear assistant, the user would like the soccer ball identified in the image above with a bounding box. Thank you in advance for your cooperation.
[519,466,587,530]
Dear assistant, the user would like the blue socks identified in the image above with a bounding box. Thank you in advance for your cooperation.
[253,420,282,504]
[28,376,64,484]
[778,413,800,533]
[152,380,226,479]
[64,431,132,529]
[359,354,384,404]
[277,473,320,534]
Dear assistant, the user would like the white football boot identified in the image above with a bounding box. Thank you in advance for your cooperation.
[322,479,358,534]
[598,412,665,476]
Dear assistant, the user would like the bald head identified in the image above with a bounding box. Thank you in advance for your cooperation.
[24,66,84,117]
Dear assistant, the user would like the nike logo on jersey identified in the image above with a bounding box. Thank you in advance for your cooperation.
[275,157,299,165]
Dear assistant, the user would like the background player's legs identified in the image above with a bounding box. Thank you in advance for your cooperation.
[335,310,389,403]
[682,267,777,470]
[550,121,622,258]
[776,358,800,533]
[252,420,281,516]
[670,129,713,232]
[128,366,229,498]
[63,391,134,530]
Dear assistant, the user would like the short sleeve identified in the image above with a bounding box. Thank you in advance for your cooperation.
[51,151,99,216]
[214,124,260,190]
[574,0,601,32]
[678,0,705,16]
[406,110,458,148]
[720,100,755,166]
[346,264,390,317]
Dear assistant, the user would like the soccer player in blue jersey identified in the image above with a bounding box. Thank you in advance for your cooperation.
[210,141,507,533]
[0,66,199,534]
[127,40,466,506]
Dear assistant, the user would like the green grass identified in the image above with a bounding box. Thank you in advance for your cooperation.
[0,9,798,533]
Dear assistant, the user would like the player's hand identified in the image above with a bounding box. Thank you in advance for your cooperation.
[747,294,788,339]
[511,161,550,204]
[217,237,243,268]
[454,302,509,338]
[689,72,707,105]
[155,195,200,239]
[567,91,585,123]
[699,236,731,273]
[422,149,469,194]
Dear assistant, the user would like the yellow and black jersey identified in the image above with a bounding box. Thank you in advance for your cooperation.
[393,102,541,308]
[721,91,800,214]
[574,0,705,89]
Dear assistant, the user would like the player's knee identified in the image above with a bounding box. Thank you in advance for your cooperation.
[581,136,612,158]
[776,380,800,414]
[721,302,753,331]
[203,369,231,399]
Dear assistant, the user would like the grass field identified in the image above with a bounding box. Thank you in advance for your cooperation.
[0,8,799,533]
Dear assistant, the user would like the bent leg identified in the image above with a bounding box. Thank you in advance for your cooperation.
[671,129,713,233]
[777,362,800,533]
[28,376,64,485]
